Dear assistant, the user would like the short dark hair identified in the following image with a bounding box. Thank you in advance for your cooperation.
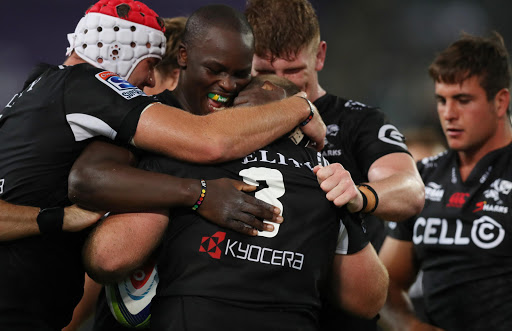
[245,0,320,62]
[183,4,253,48]
[428,31,511,101]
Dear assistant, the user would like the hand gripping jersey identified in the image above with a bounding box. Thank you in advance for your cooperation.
[138,137,368,331]
[315,93,410,331]
[0,63,155,329]
[388,143,512,330]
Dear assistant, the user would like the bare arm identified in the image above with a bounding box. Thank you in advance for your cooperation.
[315,152,424,221]
[83,210,169,284]
[62,274,102,331]
[331,243,389,319]
[378,237,443,331]
[69,141,282,236]
[133,93,326,163]
[0,200,103,241]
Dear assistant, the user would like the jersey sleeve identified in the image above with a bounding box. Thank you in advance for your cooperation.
[336,212,370,255]
[351,107,410,175]
[386,218,414,242]
[63,64,157,144]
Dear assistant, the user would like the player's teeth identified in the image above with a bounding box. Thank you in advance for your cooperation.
[208,93,228,103]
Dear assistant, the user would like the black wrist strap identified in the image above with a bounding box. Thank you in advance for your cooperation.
[37,207,64,234]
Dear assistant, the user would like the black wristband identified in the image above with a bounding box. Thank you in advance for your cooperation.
[37,207,64,234]
[357,184,379,214]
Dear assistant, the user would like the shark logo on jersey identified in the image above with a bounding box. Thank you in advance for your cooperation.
[378,124,407,149]
[95,71,146,100]
[0,179,4,194]
[483,179,512,203]
[344,100,368,110]
[323,124,342,153]
[425,182,444,202]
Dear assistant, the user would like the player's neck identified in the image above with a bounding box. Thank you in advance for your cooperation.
[457,125,512,181]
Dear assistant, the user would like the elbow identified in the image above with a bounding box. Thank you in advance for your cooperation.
[83,242,134,284]
[193,136,232,164]
[68,166,99,207]
[411,177,426,216]
[357,268,389,319]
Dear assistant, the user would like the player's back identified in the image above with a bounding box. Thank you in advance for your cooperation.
[139,137,342,330]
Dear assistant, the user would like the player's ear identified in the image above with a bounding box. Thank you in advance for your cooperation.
[315,41,327,72]
[178,42,188,69]
[494,87,510,118]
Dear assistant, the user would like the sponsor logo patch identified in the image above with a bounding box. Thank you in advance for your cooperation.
[473,201,509,214]
[198,231,305,270]
[446,192,469,208]
[425,182,444,202]
[95,71,146,100]
[199,231,226,259]
[378,124,407,149]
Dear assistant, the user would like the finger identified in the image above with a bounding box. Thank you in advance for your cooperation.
[225,219,259,236]
[242,194,283,224]
[227,179,257,192]
[312,165,323,174]
[228,212,275,232]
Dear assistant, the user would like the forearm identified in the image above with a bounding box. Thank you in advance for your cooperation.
[0,200,40,240]
[367,153,425,221]
[69,141,199,212]
[333,244,389,319]
[379,280,420,331]
[134,96,313,163]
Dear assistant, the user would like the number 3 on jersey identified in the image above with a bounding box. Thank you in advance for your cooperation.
[239,167,285,238]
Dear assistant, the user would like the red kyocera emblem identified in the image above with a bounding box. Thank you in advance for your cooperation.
[199,231,226,259]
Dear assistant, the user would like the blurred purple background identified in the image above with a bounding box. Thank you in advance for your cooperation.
[3,0,512,130]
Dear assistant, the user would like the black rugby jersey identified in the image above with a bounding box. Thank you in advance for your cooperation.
[388,143,512,330]
[315,93,410,331]
[139,137,367,330]
[0,63,155,329]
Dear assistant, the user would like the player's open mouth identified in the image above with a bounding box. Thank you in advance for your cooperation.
[207,93,230,111]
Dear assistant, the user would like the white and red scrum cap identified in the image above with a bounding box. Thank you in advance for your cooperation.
[67,0,166,80]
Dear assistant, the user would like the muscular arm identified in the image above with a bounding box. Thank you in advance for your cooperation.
[134,93,325,163]
[69,141,282,235]
[378,237,443,331]
[83,209,169,284]
[315,153,424,222]
[0,200,103,241]
[331,243,389,319]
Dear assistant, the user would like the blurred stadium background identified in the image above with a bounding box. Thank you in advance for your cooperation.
[2,0,511,133]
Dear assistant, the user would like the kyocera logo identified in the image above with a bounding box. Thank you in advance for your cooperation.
[413,216,505,249]
[198,231,304,270]
[199,231,226,259]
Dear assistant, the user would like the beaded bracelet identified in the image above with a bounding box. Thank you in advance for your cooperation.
[296,95,315,126]
[357,184,379,214]
[192,179,207,211]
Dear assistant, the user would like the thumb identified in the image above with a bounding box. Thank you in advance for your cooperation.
[229,179,257,192]
[313,165,323,174]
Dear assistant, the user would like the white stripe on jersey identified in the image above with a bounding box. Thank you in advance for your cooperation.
[66,113,117,141]
[335,220,349,255]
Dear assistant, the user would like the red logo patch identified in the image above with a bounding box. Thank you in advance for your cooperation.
[446,192,469,208]
[199,231,226,259]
